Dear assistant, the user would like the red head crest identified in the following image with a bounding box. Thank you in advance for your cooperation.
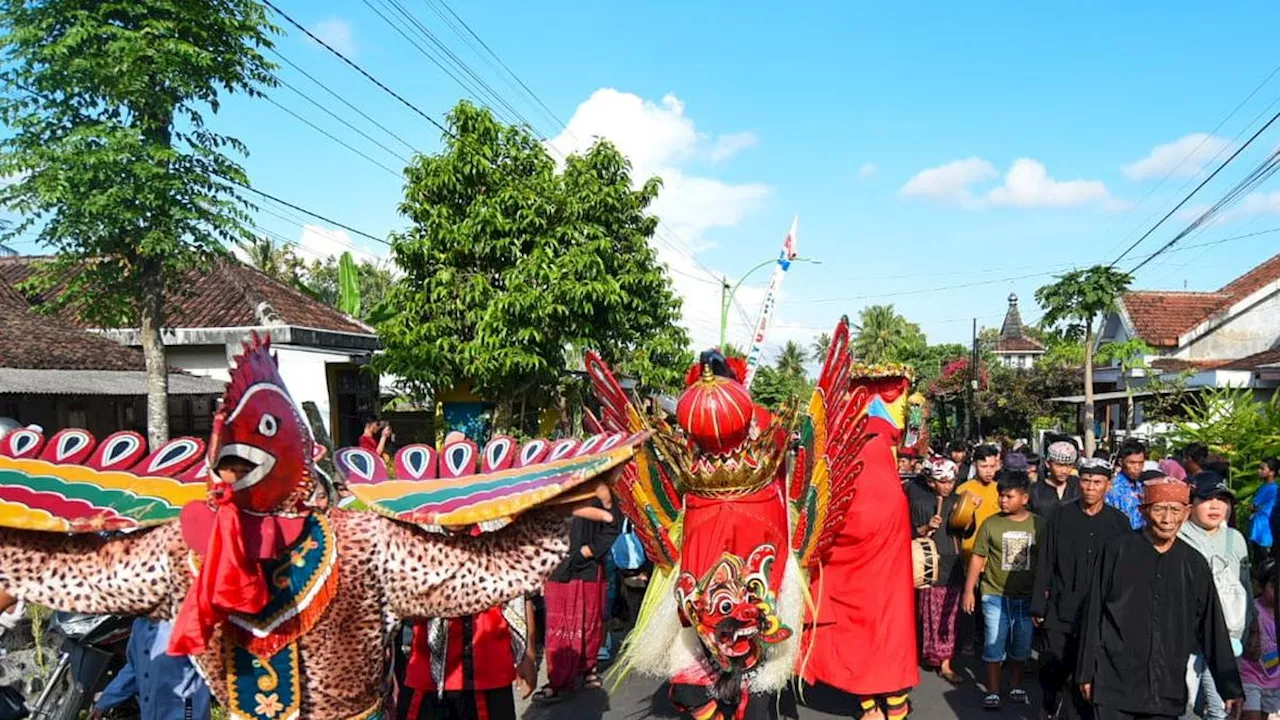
[677,351,756,456]
[210,332,314,513]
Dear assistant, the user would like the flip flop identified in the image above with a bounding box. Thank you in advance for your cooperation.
[532,686,563,704]
[983,693,1001,711]
[938,668,964,685]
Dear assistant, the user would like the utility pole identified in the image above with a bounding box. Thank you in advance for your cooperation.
[967,318,978,442]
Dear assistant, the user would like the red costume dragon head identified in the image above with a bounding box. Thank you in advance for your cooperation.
[170,332,318,657]
[208,332,315,513]
[676,544,792,673]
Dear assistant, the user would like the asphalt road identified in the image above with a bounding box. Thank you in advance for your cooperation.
[515,653,1047,719]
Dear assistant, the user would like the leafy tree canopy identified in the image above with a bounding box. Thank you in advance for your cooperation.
[0,0,277,444]
[373,101,691,408]
[852,304,925,365]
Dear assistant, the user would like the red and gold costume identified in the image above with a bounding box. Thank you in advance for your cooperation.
[586,319,895,720]
[0,333,639,718]
[801,364,920,718]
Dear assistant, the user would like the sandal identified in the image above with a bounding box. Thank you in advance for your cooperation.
[938,668,964,685]
[583,671,603,689]
[982,693,1001,710]
[1010,688,1029,705]
[532,686,563,704]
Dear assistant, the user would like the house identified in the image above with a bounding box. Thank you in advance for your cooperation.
[0,277,224,437]
[1093,253,1280,425]
[993,293,1045,369]
[0,256,380,446]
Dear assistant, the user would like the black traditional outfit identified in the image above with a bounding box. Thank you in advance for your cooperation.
[1029,476,1082,522]
[910,489,963,667]
[1077,531,1243,719]
[1031,500,1129,719]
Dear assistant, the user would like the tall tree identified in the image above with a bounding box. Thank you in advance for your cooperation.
[1097,337,1154,431]
[811,332,832,363]
[0,0,276,447]
[1035,265,1133,455]
[775,340,808,377]
[301,255,395,322]
[852,304,925,364]
[374,101,690,418]
[240,236,305,284]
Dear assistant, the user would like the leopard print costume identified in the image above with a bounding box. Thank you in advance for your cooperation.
[0,507,570,717]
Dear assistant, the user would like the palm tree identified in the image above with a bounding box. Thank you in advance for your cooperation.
[239,235,300,282]
[811,333,832,363]
[775,340,808,378]
[852,305,924,364]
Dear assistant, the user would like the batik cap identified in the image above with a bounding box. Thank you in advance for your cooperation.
[928,456,958,482]
[1046,441,1079,466]
[1078,457,1112,477]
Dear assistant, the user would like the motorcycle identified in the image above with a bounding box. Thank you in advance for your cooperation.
[26,613,134,720]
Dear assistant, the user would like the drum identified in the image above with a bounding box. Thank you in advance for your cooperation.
[911,537,940,589]
[948,490,983,533]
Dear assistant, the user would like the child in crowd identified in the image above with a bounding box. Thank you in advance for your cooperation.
[1242,559,1280,720]
[962,470,1041,711]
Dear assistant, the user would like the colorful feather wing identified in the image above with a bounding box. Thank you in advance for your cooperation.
[334,432,646,532]
[791,319,873,569]
[0,431,207,532]
[584,351,683,570]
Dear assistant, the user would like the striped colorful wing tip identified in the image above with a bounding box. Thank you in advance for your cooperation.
[0,428,209,532]
[344,432,645,532]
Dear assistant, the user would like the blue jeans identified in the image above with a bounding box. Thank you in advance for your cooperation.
[1183,654,1227,720]
[980,594,1032,663]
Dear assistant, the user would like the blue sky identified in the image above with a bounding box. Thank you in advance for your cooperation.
[15,1,1280,354]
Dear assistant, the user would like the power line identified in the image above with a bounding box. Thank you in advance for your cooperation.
[1095,63,1280,260]
[275,75,414,164]
[422,0,571,134]
[263,0,453,137]
[1110,109,1280,266]
[225,177,390,246]
[263,96,406,179]
[272,50,421,154]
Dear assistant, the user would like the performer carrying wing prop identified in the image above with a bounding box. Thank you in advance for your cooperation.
[585,317,881,720]
[0,332,637,719]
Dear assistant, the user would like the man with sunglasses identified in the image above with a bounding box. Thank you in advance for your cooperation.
[1077,477,1242,719]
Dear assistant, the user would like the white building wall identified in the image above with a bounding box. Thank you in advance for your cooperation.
[1182,290,1280,360]
[165,345,234,381]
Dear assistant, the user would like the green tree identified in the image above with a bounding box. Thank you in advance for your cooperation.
[811,332,832,363]
[1096,337,1154,431]
[775,340,808,378]
[301,256,395,322]
[1034,265,1133,455]
[852,304,925,364]
[895,342,969,387]
[374,101,691,420]
[0,0,276,446]
[721,343,747,361]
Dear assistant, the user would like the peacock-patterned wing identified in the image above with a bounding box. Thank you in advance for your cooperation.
[0,430,207,532]
[333,432,646,533]
[584,351,683,570]
[791,318,872,569]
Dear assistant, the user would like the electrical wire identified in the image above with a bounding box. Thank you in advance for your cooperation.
[263,96,406,179]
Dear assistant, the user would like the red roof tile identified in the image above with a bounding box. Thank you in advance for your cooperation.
[1120,253,1280,348]
[0,256,372,336]
[995,336,1046,353]
[1149,357,1232,372]
[1219,348,1280,372]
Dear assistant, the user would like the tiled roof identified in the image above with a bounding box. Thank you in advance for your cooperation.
[1219,348,1280,372]
[1120,253,1280,348]
[0,299,148,371]
[1149,357,1232,373]
[0,256,373,336]
[995,336,1046,353]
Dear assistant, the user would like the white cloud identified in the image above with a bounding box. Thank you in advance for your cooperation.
[901,157,1121,210]
[308,18,357,57]
[900,157,997,207]
[547,88,776,350]
[858,162,879,178]
[1123,133,1231,181]
[1234,190,1280,216]
[709,131,759,162]
[987,158,1116,208]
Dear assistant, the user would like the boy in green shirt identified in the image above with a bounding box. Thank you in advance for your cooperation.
[962,470,1042,711]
